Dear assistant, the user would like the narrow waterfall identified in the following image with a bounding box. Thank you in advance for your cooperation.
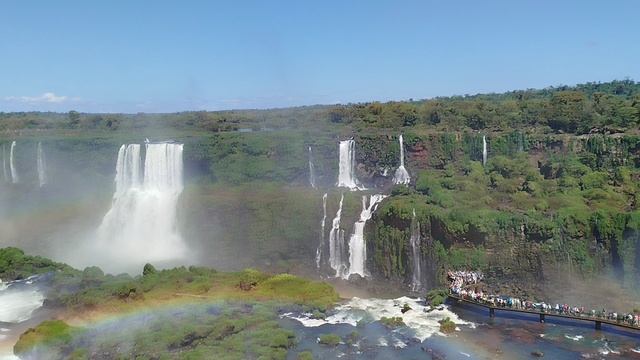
[9,141,19,184]
[315,193,328,269]
[308,146,317,189]
[36,142,47,187]
[393,134,410,185]
[328,193,347,277]
[95,142,186,269]
[482,135,487,166]
[337,139,363,190]
[2,144,8,183]
[346,194,386,278]
[410,208,422,292]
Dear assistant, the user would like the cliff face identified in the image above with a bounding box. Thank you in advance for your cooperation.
[359,132,640,290]
[0,130,638,290]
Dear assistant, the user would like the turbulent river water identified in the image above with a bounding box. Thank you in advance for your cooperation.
[0,276,49,360]
[280,297,640,359]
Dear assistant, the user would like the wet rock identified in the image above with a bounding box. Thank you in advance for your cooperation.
[531,350,544,357]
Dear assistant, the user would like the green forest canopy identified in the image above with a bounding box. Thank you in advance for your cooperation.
[1,80,639,134]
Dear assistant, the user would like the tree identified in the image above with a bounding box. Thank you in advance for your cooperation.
[67,110,80,128]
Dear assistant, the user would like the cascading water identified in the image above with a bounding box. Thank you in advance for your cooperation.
[308,146,317,189]
[315,193,328,269]
[409,208,422,292]
[346,194,386,278]
[9,141,18,184]
[393,134,410,185]
[94,142,186,271]
[36,142,47,187]
[328,193,347,277]
[2,144,8,183]
[337,139,363,190]
[482,135,487,166]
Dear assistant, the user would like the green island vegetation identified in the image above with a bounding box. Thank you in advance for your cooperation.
[379,316,406,328]
[426,289,448,307]
[317,334,341,347]
[4,248,337,359]
[438,317,457,334]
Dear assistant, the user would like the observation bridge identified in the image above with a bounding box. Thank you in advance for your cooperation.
[448,294,640,332]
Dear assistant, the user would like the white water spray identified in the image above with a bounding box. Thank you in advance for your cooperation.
[328,193,347,277]
[410,208,422,292]
[94,143,186,271]
[2,144,8,183]
[393,135,410,185]
[482,135,487,166]
[315,193,328,269]
[346,194,386,278]
[36,142,47,187]
[308,146,317,189]
[9,141,18,184]
[337,139,363,190]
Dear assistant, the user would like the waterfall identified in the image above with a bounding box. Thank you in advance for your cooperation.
[9,141,18,184]
[95,142,186,268]
[482,135,487,166]
[337,139,363,190]
[2,144,8,183]
[36,142,47,187]
[328,193,347,277]
[308,146,317,189]
[410,208,422,292]
[346,194,386,278]
[315,193,328,269]
[393,134,410,185]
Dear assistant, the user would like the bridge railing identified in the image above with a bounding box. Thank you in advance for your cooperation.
[448,293,640,330]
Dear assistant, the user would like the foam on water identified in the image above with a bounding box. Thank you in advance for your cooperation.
[564,334,584,341]
[0,281,44,323]
[284,296,471,341]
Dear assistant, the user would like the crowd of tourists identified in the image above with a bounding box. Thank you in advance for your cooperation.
[447,271,640,328]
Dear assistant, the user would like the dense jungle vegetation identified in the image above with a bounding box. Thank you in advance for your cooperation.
[1,80,638,134]
[1,80,639,292]
[3,248,338,359]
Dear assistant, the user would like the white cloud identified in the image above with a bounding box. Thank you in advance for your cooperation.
[4,92,71,103]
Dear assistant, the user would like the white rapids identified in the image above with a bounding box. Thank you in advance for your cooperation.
[283,296,472,341]
[0,278,44,323]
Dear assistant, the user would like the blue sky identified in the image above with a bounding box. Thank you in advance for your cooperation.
[0,1,638,113]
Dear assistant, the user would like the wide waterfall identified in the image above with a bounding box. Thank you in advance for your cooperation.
[393,134,410,185]
[346,194,386,278]
[9,141,18,184]
[94,142,186,271]
[409,208,422,292]
[337,139,363,190]
[328,193,347,277]
[36,142,47,187]
[2,144,8,183]
[315,193,328,269]
[308,146,317,189]
[482,135,487,166]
